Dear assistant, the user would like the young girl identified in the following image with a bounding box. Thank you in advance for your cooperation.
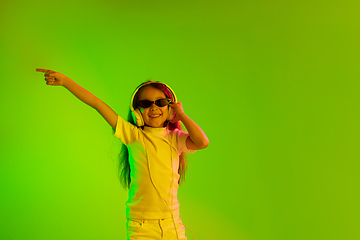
[36,68,209,240]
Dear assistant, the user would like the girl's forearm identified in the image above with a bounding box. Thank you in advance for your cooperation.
[63,78,100,109]
[179,113,209,148]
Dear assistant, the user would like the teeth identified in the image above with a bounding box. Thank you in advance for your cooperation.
[150,114,161,118]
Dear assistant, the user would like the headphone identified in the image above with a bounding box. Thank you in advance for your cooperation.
[130,81,177,127]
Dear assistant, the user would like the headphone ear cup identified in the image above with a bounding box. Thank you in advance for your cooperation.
[132,109,144,127]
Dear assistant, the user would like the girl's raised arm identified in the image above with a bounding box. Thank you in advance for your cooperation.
[36,69,118,130]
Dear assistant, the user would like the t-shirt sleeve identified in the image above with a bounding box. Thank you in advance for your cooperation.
[113,115,138,145]
[177,130,196,154]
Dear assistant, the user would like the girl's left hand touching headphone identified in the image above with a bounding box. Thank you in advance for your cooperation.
[169,101,185,123]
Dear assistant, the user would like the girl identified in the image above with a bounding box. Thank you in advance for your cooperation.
[36,69,209,240]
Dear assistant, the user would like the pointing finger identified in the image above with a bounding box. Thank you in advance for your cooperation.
[36,69,56,74]
[36,68,50,73]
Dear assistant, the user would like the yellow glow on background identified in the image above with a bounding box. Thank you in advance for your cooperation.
[1,0,359,239]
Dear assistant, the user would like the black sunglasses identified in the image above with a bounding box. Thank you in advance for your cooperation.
[137,98,172,108]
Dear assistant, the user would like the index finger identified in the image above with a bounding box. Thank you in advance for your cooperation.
[36,68,54,73]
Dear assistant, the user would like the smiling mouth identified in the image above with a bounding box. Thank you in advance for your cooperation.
[149,114,162,118]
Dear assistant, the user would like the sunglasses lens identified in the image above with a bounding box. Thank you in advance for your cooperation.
[138,100,152,108]
[156,98,171,107]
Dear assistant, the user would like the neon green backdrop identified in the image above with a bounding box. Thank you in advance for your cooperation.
[1,0,359,239]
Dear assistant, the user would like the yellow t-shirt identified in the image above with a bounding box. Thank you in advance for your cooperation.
[113,115,195,219]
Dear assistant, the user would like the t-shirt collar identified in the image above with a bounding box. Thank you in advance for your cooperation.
[143,126,168,135]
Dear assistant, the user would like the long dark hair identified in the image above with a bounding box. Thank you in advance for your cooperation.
[118,81,188,189]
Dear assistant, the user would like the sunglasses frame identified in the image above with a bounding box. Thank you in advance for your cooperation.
[137,98,172,108]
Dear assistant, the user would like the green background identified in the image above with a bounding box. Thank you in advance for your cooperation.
[1,0,359,239]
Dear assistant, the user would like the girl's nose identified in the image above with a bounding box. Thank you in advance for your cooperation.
[150,103,158,110]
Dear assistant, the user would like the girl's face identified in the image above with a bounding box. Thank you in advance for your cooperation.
[138,86,169,128]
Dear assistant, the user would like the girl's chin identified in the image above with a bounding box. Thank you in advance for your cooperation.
[146,120,166,128]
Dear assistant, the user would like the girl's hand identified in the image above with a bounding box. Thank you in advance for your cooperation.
[36,68,69,86]
[169,101,185,123]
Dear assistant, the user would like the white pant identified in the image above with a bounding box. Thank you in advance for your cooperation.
[126,218,187,240]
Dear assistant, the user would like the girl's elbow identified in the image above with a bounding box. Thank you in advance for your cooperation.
[201,139,209,149]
